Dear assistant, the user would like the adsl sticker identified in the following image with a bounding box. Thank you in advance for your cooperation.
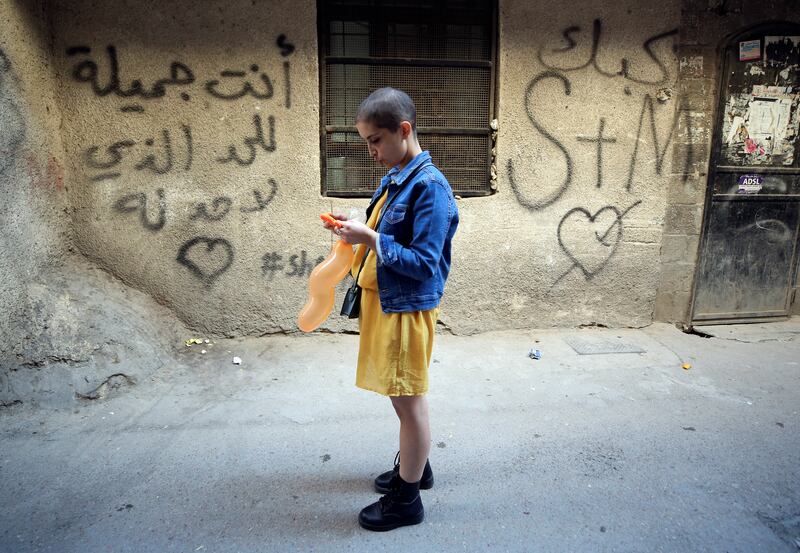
[737,174,763,194]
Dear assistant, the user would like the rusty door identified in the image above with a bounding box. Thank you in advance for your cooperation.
[692,23,800,323]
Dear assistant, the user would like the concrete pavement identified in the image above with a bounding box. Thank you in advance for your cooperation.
[1,322,799,552]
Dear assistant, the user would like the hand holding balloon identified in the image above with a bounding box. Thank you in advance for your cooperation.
[297,213,355,332]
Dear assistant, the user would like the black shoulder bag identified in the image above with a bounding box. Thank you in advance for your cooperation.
[340,203,389,319]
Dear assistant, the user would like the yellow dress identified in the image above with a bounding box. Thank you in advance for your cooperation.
[351,191,440,396]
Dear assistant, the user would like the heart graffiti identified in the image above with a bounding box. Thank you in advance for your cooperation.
[553,200,642,285]
[176,237,235,286]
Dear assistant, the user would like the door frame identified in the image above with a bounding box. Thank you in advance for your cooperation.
[690,21,800,324]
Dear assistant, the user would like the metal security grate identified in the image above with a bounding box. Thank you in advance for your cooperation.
[326,132,490,195]
[319,0,496,197]
[325,65,491,128]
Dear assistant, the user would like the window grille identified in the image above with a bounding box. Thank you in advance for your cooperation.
[318,0,497,197]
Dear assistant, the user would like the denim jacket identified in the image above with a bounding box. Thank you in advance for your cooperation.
[368,151,459,312]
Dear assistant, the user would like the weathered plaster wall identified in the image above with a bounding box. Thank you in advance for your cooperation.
[1,2,184,407]
[448,0,686,333]
[8,0,795,357]
[45,0,691,336]
[1,1,72,402]
[51,0,325,336]
[1,1,69,330]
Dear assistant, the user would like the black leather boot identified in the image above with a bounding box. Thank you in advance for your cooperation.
[359,475,424,531]
[374,451,434,493]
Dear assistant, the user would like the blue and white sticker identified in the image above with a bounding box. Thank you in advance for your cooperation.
[737,174,763,194]
[739,39,761,61]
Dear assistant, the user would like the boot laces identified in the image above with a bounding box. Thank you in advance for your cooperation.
[379,474,402,511]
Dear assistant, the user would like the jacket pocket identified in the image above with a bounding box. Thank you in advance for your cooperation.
[384,204,407,225]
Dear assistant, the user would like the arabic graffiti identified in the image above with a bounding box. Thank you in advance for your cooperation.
[205,66,274,101]
[217,115,276,166]
[189,179,279,222]
[66,37,295,109]
[537,19,678,86]
[507,18,694,290]
[113,188,167,232]
[239,179,278,213]
[190,197,232,222]
[276,34,295,57]
[67,45,195,98]
[68,36,297,287]
[83,125,193,181]
[82,115,279,181]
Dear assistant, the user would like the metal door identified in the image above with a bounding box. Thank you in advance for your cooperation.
[692,23,800,323]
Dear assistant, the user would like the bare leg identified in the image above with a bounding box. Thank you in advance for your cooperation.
[390,395,430,483]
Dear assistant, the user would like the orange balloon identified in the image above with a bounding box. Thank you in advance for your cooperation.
[298,236,354,332]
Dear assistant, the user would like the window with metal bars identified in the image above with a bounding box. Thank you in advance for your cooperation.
[318,0,497,197]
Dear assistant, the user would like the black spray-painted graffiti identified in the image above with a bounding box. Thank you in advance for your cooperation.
[577,117,616,188]
[84,115,278,181]
[190,197,232,222]
[239,178,278,213]
[627,94,692,190]
[68,36,296,288]
[66,37,294,111]
[509,74,692,210]
[217,115,276,166]
[509,20,696,286]
[113,188,166,231]
[205,66,274,101]
[277,35,294,108]
[114,180,277,229]
[552,200,642,287]
[276,34,295,57]
[177,237,235,286]
[262,250,326,280]
[507,71,574,211]
[0,47,26,176]
[84,125,192,181]
[67,46,195,98]
[190,179,279,221]
[537,19,677,86]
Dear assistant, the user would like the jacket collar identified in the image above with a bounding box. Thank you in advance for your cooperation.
[382,151,431,188]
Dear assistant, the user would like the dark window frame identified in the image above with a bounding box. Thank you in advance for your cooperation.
[317,0,498,198]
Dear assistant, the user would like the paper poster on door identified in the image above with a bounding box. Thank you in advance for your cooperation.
[722,86,799,166]
[765,36,800,66]
[747,98,793,154]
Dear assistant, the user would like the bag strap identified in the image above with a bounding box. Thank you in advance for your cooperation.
[352,161,431,284]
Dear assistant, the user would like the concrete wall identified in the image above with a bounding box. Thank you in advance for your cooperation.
[4,0,797,349]
[474,0,684,332]
[51,0,323,337]
[1,1,69,324]
[44,0,689,336]
[1,2,185,407]
[1,1,71,393]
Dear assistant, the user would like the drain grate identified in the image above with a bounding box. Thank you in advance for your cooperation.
[564,336,646,355]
